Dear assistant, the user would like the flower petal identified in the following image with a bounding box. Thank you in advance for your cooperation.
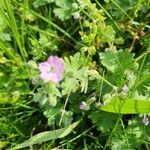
[39,56,64,83]
[39,62,51,72]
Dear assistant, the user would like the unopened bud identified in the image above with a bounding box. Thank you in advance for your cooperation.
[79,101,89,110]
[142,116,150,126]
[122,84,128,94]
[73,12,80,20]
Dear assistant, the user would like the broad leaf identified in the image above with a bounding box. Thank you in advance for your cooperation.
[53,0,74,21]
[99,49,135,86]
[99,49,134,74]
[101,97,150,114]
[89,110,118,133]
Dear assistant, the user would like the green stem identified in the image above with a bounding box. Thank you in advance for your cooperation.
[98,71,104,103]
[59,93,70,126]
[130,53,148,97]
[135,50,150,62]
[5,0,27,60]
[98,74,115,88]
[133,0,142,18]
[103,116,121,150]
[111,0,132,20]
[58,125,95,147]
[120,119,130,149]
[95,0,121,34]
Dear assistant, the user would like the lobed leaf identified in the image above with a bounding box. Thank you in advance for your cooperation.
[99,49,134,74]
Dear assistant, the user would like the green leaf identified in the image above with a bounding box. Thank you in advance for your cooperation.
[0,54,9,64]
[61,110,73,126]
[33,0,54,8]
[101,97,150,114]
[61,78,79,95]
[99,49,134,74]
[61,53,88,95]
[98,25,116,42]
[43,105,61,126]
[135,55,150,96]
[53,0,74,21]
[111,136,134,150]
[89,110,118,133]
[100,49,135,86]
[135,74,150,91]
[47,83,61,106]
[104,0,136,20]
[53,8,72,21]
[11,120,80,150]
[48,95,57,106]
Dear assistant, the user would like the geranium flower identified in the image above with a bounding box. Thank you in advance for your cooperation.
[39,56,64,83]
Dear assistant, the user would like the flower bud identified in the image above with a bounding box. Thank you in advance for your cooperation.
[79,101,89,110]
[122,84,128,94]
[142,116,149,126]
[27,60,38,69]
[73,12,80,20]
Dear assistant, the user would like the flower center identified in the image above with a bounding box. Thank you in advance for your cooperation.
[50,66,56,73]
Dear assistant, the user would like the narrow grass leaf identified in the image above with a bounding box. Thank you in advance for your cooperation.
[11,120,80,150]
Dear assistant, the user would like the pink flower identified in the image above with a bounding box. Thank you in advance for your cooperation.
[39,56,64,83]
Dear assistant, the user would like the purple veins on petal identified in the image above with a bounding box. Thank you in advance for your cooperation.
[39,56,64,83]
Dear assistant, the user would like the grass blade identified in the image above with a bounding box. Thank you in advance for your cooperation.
[10,120,80,150]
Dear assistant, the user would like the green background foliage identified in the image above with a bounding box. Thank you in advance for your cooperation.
[0,0,149,149]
